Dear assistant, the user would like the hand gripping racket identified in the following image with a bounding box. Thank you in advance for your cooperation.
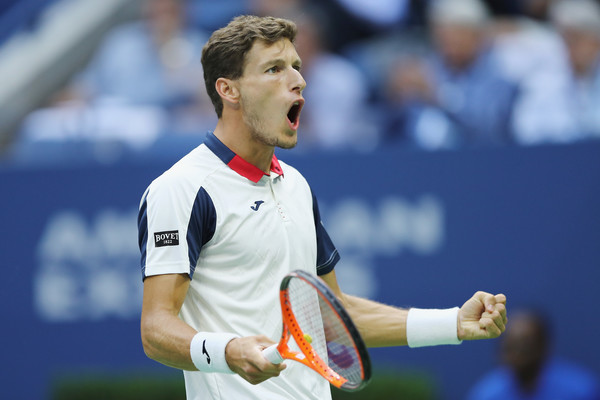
[262,270,371,391]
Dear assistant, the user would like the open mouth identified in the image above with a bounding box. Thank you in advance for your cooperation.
[286,101,303,130]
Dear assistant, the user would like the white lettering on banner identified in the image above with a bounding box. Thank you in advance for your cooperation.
[324,195,444,256]
[320,195,445,299]
[34,209,142,322]
[33,196,443,321]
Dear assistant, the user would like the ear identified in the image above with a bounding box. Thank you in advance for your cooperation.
[215,77,240,106]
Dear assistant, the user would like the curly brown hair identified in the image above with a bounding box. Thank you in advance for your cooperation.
[201,15,298,118]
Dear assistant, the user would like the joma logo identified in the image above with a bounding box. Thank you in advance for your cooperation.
[154,230,179,247]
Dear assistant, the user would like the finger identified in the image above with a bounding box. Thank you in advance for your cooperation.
[491,309,506,333]
[245,360,286,385]
[481,307,507,333]
[495,293,507,304]
[246,371,280,385]
[479,316,502,338]
[495,302,507,325]
[258,359,287,373]
[241,362,283,385]
[273,362,287,372]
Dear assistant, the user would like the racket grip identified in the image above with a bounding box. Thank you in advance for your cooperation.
[262,344,284,364]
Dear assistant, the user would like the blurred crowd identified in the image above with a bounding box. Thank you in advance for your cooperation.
[16,0,600,152]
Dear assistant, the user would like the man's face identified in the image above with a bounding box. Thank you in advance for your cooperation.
[433,23,482,71]
[236,39,306,149]
[561,28,600,77]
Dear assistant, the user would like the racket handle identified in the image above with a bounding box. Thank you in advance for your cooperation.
[262,344,284,364]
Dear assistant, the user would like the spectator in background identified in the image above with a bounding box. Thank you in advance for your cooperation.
[382,0,517,150]
[522,0,553,22]
[548,0,600,143]
[467,309,600,400]
[489,0,575,145]
[21,0,214,149]
[494,0,600,146]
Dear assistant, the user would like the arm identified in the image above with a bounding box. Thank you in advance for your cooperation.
[141,273,197,369]
[320,271,408,347]
[140,273,285,383]
[320,270,507,347]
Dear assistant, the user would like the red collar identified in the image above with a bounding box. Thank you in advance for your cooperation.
[204,132,284,183]
[227,153,284,183]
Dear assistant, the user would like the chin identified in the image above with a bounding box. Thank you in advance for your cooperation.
[276,130,298,149]
[277,138,297,150]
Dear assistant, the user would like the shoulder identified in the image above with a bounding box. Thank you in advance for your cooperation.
[149,144,220,195]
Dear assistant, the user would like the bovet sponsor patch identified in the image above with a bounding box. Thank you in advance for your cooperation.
[154,230,179,247]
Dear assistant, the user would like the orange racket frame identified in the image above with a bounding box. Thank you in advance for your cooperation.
[264,270,371,391]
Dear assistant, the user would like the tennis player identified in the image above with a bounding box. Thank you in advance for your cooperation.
[138,15,507,400]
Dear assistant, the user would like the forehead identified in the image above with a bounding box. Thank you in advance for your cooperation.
[244,38,299,68]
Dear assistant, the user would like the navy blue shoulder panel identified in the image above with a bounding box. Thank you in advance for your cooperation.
[187,186,217,278]
[138,189,149,280]
[311,189,340,276]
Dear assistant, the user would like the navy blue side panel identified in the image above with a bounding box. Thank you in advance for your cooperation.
[138,189,149,280]
[187,187,217,279]
[312,190,340,276]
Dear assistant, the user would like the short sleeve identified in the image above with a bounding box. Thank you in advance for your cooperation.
[138,179,216,280]
[311,190,340,275]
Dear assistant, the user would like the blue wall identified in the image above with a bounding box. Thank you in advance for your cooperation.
[2,142,599,399]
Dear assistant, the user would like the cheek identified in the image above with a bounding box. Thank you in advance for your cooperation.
[245,84,276,109]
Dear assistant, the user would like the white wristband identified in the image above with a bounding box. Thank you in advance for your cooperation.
[190,332,239,374]
[406,307,462,348]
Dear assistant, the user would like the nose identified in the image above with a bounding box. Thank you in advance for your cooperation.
[290,68,306,94]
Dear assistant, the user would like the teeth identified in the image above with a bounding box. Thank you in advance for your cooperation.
[293,101,299,106]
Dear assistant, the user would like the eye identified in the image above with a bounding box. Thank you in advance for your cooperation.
[266,66,280,74]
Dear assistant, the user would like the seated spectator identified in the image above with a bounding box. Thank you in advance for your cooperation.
[547,0,600,143]
[381,0,517,150]
[467,309,600,400]
[20,0,214,149]
[489,0,575,145]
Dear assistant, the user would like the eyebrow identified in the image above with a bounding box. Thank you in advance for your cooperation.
[261,57,302,70]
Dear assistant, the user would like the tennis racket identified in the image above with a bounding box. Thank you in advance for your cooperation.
[262,270,371,392]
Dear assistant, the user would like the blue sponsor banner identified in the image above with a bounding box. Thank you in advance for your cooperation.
[2,142,599,399]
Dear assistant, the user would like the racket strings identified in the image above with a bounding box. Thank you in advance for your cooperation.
[287,279,328,358]
[287,278,363,387]
[318,296,363,385]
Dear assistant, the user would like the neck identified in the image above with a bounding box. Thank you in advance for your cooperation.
[213,119,274,174]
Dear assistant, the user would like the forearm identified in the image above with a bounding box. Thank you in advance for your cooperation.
[141,310,198,370]
[343,294,408,347]
[345,292,507,347]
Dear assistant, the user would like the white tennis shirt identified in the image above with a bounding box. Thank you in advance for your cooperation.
[138,132,340,399]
